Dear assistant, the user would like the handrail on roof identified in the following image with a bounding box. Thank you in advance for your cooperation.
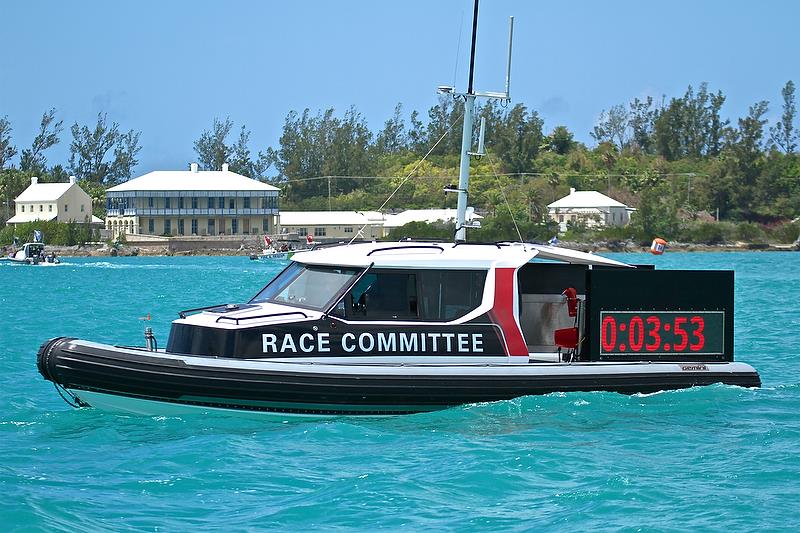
[366,244,445,256]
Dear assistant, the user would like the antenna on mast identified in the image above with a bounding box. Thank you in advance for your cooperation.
[442,0,515,242]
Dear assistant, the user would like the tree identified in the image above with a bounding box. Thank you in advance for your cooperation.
[770,80,797,153]
[20,108,63,174]
[68,113,141,184]
[490,104,544,174]
[591,104,628,150]
[628,97,656,153]
[0,116,17,170]
[375,103,407,154]
[193,117,234,170]
[544,126,575,155]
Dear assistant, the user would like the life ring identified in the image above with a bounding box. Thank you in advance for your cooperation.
[650,237,667,255]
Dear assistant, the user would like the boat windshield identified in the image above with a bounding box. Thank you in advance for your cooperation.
[250,262,362,310]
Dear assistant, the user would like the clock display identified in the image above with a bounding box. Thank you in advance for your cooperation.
[599,311,724,356]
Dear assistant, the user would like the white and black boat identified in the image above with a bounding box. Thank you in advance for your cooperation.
[36,2,759,416]
[1,241,60,265]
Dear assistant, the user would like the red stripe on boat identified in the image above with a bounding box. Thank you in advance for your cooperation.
[489,267,528,356]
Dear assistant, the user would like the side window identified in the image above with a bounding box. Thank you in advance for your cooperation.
[420,270,487,321]
[341,271,418,320]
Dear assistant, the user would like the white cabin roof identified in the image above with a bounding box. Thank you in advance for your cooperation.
[292,241,631,270]
[548,189,628,209]
[107,169,279,192]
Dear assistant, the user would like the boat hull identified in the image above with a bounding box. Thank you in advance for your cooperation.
[37,337,761,416]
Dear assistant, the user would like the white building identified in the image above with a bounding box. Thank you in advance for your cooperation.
[105,163,280,237]
[7,176,102,226]
[278,208,483,240]
[548,188,634,233]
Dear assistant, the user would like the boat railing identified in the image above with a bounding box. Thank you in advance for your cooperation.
[366,244,445,256]
[215,311,309,325]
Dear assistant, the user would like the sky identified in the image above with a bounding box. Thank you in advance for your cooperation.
[1,0,798,176]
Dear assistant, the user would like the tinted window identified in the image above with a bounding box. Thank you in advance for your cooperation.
[341,271,418,320]
[419,270,487,321]
[251,263,361,311]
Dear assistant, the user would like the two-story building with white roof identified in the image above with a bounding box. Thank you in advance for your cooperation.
[105,163,280,237]
[7,176,101,226]
[547,188,634,233]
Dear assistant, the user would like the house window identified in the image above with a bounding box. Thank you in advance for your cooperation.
[148,219,154,233]
[344,227,353,233]
[231,219,239,234]
[178,219,185,235]
[207,197,214,209]
[229,198,235,209]
[262,218,269,232]
[21,205,25,212]
[558,215,563,223]
[297,227,307,237]
[208,219,215,235]
[81,204,85,212]
[314,227,326,237]
[243,197,250,209]
[49,205,52,212]
[191,197,198,209]
[39,205,43,212]
[164,219,171,234]
[165,197,171,209]
[191,219,198,235]
[261,197,268,209]
[178,197,184,209]
[64,204,68,212]
[219,197,224,209]
[148,197,154,208]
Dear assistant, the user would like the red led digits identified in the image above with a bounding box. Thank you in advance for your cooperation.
[601,315,617,352]
[600,312,717,354]
[689,316,705,351]
[645,315,661,351]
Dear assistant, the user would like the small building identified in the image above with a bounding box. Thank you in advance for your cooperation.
[547,188,634,233]
[382,207,482,234]
[7,176,102,226]
[105,163,280,237]
[277,208,483,241]
[278,211,385,240]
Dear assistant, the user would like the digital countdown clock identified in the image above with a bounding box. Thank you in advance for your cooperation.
[599,311,725,356]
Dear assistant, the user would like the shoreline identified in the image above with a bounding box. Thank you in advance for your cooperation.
[40,240,799,258]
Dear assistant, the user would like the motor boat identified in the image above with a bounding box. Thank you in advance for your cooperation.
[35,1,759,416]
[37,240,760,416]
[1,242,60,265]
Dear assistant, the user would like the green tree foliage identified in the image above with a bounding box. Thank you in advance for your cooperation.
[20,109,63,174]
[591,104,628,149]
[0,116,17,170]
[770,80,797,153]
[544,126,575,155]
[68,113,141,184]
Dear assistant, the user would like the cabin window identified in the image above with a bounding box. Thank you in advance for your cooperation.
[419,270,487,321]
[340,270,418,320]
[250,263,361,310]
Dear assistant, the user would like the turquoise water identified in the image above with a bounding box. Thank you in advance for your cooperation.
[1,253,798,531]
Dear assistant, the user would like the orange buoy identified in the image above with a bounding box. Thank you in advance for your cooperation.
[650,237,667,255]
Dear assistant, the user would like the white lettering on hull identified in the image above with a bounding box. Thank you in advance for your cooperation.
[262,332,486,354]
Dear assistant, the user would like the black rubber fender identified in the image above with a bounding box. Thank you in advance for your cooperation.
[37,337,75,383]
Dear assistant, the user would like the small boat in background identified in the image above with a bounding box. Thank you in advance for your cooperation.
[1,231,60,265]
[250,235,312,261]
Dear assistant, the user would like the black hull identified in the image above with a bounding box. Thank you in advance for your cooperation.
[37,337,761,416]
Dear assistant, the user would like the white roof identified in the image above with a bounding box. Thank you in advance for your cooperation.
[292,241,631,270]
[16,182,73,202]
[280,211,384,226]
[383,208,482,228]
[107,170,279,193]
[548,190,628,209]
[6,212,58,224]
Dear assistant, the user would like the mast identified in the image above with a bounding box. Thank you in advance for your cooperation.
[449,1,514,242]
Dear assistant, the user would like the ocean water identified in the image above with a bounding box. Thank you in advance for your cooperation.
[1,252,798,531]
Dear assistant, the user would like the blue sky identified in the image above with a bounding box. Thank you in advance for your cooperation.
[2,0,798,175]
